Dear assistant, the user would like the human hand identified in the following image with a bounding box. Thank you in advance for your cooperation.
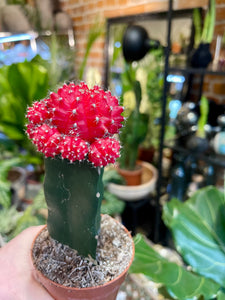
[0,226,54,300]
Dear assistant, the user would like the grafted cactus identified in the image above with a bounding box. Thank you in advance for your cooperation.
[26,82,124,258]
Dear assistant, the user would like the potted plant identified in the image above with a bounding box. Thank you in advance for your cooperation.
[190,0,216,68]
[139,48,165,162]
[26,81,134,300]
[119,63,149,178]
[106,60,158,202]
[130,185,225,299]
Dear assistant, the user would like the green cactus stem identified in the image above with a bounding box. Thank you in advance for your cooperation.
[44,157,104,259]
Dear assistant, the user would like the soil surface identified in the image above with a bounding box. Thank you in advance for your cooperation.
[32,214,133,288]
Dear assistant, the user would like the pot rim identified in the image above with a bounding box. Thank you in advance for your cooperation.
[31,215,135,291]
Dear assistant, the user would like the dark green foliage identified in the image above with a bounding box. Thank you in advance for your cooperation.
[101,191,125,216]
[120,110,148,170]
[101,169,125,216]
[163,186,225,287]
[130,186,225,299]
[0,60,49,165]
[0,158,24,209]
[0,187,47,242]
[44,157,104,259]
[130,234,221,300]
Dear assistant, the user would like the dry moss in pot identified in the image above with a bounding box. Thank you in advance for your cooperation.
[26,82,134,299]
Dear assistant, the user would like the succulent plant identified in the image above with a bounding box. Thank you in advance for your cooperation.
[26,82,124,258]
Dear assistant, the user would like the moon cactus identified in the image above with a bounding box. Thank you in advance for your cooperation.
[26,82,124,258]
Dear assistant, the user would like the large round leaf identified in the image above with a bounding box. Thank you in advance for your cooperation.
[163,186,225,286]
[130,234,220,300]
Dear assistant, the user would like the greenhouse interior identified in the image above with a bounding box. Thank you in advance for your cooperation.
[0,0,225,299]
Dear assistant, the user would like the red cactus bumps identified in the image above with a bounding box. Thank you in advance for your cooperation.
[26,82,124,167]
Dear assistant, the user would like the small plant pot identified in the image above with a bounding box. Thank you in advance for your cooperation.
[190,43,212,68]
[31,217,134,300]
[185,135,209,153]
[118,165,143,186]
[108,161,158,201]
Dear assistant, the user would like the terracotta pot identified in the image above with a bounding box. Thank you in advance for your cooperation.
[118,164,143,186]
[31,219,134,300]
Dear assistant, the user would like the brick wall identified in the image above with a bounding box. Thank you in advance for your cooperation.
[59,0,225,103]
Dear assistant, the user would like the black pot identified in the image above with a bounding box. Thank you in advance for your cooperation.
[190,43,212,68]
[185,135,209,153]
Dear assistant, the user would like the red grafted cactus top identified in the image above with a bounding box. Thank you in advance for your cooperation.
[26,82,124,167]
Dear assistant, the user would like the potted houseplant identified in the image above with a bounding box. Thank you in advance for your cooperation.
[108,25,159,191]
[139,48,165,162]
[190,0,216,68]
[107,62,158,201]
[130,185,225,299]
[119,63,149,180]
[26,81,134,300]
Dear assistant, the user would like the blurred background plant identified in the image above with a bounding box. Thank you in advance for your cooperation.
[119,62,149,170]
[119,47,170,170]
[33,33,75,90]
[130,186,225,300]
[139,48,165,151]
[78,18,104,82]
[193,0,216,48]
[0,187,47,246]
[0,59,48,166]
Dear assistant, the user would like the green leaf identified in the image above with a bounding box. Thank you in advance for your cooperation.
[193,8,202,47]
[102,168,125,185]
[101,190,125,216]
[0,157,23,181]
[163,186,225,287]
[78,20,104,80]
[0,123,24,140]
[0,157,24,208]
[0,60,48,160]
[0,93,25,128]
[201,0,215,43]
[0,206,22,237]
[197,95,209,138]
[130,234,220,300]
[207,0,216,43]
[0,180,11,209]
[217,289,225,300]
[7,61,48,104]
[134,80,142,108]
